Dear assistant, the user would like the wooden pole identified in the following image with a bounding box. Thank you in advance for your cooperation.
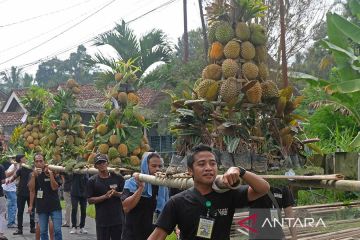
[183,0,189,62]
[290,179,360,192]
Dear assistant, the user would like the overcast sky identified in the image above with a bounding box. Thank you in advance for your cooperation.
[0,0,202,75]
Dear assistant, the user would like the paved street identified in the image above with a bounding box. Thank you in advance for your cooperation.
[3,211,97,240]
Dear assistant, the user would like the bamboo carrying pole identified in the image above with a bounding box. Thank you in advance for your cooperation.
[31,164,360,192]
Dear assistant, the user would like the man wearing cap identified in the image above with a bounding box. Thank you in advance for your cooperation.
[87,154,125,240]
[10,154,35,235]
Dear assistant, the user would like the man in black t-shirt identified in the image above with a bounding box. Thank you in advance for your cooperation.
[87,154,125,240]
[249,186,297,240]
[148,144,270,240]
[0,165,8,240]
[10,154,35,235]
[28,153,62,240]
[69,173,88,234]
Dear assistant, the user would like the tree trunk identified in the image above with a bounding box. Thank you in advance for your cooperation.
[183,0,189,63]
[198,0,208,63]
[279,0,288,87]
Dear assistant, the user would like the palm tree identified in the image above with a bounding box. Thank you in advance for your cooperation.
[0,66,23,93]
[88,20,172,88]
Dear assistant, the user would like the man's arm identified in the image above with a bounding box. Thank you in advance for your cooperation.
[122,173,145,213]
[86,177,113,204]
[217,167,270,201]
[28,172,36,213]
[5,163,18,178]
[147,227,168,240]
[48,170,59,191]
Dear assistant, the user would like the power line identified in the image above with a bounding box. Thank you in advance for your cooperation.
[0,0,92,28]
[0,1,113,54]
[0,0,180,72]
[0,0,117,66]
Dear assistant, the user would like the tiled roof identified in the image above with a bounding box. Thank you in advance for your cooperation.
[0,112,24,126]
[137,88,167,107]
[74,84,105,101]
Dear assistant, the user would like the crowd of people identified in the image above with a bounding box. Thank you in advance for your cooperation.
[0,138,298,240]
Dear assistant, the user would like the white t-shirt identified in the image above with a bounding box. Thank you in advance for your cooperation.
[2,164,17,192]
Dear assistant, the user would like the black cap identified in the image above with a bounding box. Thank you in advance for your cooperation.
[94,154,108,164]
[15,154,25,163]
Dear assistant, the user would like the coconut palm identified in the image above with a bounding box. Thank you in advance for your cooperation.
[88,20,172,89]
[0,66,24,93]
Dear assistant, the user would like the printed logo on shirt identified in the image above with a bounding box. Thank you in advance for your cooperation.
[273,193,282,198]
[44,178,50,182]
[216,208,228,216]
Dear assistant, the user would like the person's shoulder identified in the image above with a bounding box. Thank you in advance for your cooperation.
[88,174,98,182]
[111,172,124,180]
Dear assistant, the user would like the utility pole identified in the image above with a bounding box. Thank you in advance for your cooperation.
[183,0,189,63]
[279,0,288,87]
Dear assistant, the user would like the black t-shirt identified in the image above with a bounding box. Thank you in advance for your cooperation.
[35,172,62,213]
[87,173,125,227]
[0,165,5,197]
[71,173,88,197]
[121,185,159,240]
[61,173,72,192]
[249,186,295,240]
[16,166,33,197]
[156,186,249,240]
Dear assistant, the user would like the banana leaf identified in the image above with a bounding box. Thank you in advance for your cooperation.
[330,13,360,44]
[327,79,360,93]
[349,0,360,17]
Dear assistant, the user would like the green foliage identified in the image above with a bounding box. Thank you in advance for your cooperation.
[235,0,268,21]
[304,106,358,141]
[20,86,49,116]
[89,20,172,90]
[297,189,359,206]
[35,45,96,87]
[0,66,28,93]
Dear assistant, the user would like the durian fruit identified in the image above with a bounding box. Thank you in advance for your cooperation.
[215,21,234,44]
[108,147,119,160]
[219,77,241,103]
[255,46,267,63]
[88,153,96,164]
[246,81,262,104]
[128,93,139,105]
[222,59,239,78]
[96,112,106,122]
[117,92,128,104]
[224,40,241,59]
[111,157,122,166]
[205,81,220,101]
[240,41,255,60]
[196,79,216,99]
[132,147,141,156]
[110,109,121,119]
[208,21,221,43]
[250,23,267,46]
[242,62,259,80]
[115,72,123,82]
[118,144,128,157]
[258,63,269,81]
[209,42,224,61]
[202,64,222,80]
[109,135,120,145]
[261,80,279,99]
[130,155,141,166]
[72,87,81,94]
[96,124,108,135]
[98,144,109,154]
[235,22,250,41]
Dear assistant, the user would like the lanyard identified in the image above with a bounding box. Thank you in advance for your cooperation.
[205,200,212,217]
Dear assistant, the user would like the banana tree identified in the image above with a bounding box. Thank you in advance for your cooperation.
[292,6,360,148]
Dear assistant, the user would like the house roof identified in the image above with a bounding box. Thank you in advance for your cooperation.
[137,88,167,107]
[0,112,25,126]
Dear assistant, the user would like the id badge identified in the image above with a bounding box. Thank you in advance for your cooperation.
[196,216,215,239]
[152,211,159,225]
[37,190,43,199]
[270,209,279,221]
[109,184,117,190]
